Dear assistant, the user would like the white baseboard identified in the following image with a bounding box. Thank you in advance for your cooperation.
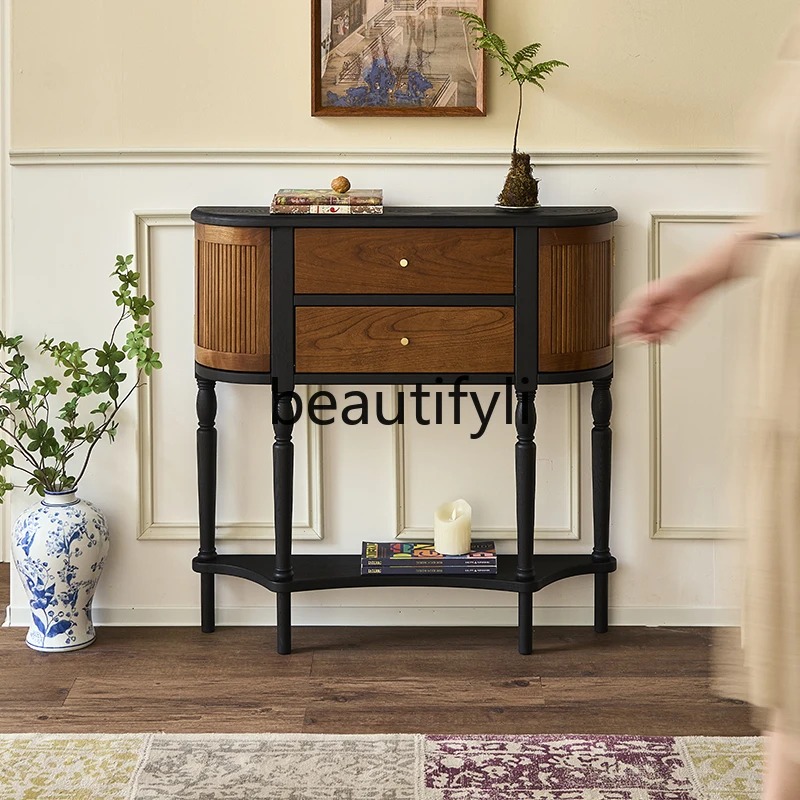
[3,604,741,628]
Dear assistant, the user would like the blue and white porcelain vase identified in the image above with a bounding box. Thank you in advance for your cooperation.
[11,489,109,652]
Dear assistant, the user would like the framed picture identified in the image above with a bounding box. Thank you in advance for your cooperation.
[312,0,487,116]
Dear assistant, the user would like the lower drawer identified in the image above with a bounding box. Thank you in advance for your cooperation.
[295,306,514,374]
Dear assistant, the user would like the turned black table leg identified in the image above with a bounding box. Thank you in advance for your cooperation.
[273,388,295,655]
[276,593,291,654]
[515,390,537,655]
[196,378,218,634]
[591,377,613,633]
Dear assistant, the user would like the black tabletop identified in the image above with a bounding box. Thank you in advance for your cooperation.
[192,206,618,229]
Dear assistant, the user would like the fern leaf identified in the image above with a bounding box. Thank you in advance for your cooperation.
[457,11,565,86]
[453,11,485,25]
[498,37,511,61]
[474,38,504,61]
[479,32,510,61]
[513,43,542,64]
[453,11,489,37]
[522,59,568,84]
[470,36,515,77]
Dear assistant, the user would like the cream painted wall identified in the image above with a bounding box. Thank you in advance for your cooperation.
[10,0,800,151]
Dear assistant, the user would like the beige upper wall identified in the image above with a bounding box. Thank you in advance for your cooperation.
[10,0,800,150]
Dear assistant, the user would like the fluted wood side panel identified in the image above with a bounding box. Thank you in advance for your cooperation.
[195,224,270,372]
[538,224,613,372]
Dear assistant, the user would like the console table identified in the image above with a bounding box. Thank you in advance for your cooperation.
[190,206,618,655]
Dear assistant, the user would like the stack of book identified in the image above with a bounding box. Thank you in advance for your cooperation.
[271,189,383,215]
[361,541,497,575]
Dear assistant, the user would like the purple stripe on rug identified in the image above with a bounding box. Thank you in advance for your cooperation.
[424,735,698,799]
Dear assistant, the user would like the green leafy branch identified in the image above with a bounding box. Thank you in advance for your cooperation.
[455,11,568,154]
[0,254,162,502]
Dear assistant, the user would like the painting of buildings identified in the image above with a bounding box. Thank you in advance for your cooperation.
[314,0,485,115]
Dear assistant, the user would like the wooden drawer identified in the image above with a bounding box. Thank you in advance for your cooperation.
[294,228,514,294]
[195,223,270,372]
[296,306,514,373]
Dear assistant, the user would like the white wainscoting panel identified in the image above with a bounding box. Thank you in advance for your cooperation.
[397,385,580,540]
[650,214,753,539]
[135,213,322,541]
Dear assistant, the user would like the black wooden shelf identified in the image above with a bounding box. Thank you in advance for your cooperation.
[192,553,617,594]
[192,205,618,229]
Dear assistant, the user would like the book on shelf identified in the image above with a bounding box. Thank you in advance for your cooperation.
[360,542,498,575]
[272,189,383,207]
[362,558,497,569]
[269,203,384,215]
[361,540,496,564]
[361,564,497,576]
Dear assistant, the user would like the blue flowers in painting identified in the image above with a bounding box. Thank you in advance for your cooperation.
[327,58,395,106]
[327,58,433,107]
[394,71,433,106]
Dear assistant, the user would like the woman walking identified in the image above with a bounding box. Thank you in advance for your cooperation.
[614,11,800,799]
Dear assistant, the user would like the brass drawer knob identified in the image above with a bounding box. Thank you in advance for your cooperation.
[400,337,410,347]
[399,258,409,268]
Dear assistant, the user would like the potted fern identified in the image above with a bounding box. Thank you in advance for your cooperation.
[1,254,161,651]
[456,11,568,208]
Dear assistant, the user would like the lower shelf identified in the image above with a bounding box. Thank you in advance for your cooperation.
[192,553,617,593]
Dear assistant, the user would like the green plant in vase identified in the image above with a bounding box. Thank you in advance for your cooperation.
[456,11,568,208]
[0,254,161,652]
[0,254,161,499]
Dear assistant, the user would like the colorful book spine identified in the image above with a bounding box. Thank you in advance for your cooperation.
[362,558,497,568]
[361,565,497,575]
[269,204,384,215]
[362,541,496,561]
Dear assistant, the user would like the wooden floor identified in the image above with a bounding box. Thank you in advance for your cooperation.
[0,563,758,735]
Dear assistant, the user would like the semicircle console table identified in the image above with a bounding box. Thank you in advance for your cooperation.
[190,206,618,655]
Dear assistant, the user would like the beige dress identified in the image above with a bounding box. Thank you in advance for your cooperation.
[722,9,800,751]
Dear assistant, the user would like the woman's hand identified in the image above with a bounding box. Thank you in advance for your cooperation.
[613,224,759,345]
[613,271,703,345]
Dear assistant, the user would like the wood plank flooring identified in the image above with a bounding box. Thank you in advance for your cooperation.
[0,563,759,735]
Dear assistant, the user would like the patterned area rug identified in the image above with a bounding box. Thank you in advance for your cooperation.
[0,733,763,799]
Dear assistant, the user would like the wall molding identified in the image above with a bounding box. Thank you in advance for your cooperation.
[4,602,742,628]
[133,212,323,541]
[9,148,763,168]
[393,385,581,541]
[649,212,745,540]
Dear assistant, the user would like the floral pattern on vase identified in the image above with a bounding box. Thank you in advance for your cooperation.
[11,490,109,652]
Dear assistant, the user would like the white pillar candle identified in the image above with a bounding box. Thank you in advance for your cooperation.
[433,499,472,555]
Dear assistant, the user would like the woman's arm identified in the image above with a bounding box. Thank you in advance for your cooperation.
[613,218,764,344]
[699,216,770,288]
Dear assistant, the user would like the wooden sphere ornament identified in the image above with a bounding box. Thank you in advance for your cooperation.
[331,176,351,194]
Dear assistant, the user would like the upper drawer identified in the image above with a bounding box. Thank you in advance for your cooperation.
[294,228,514,294]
